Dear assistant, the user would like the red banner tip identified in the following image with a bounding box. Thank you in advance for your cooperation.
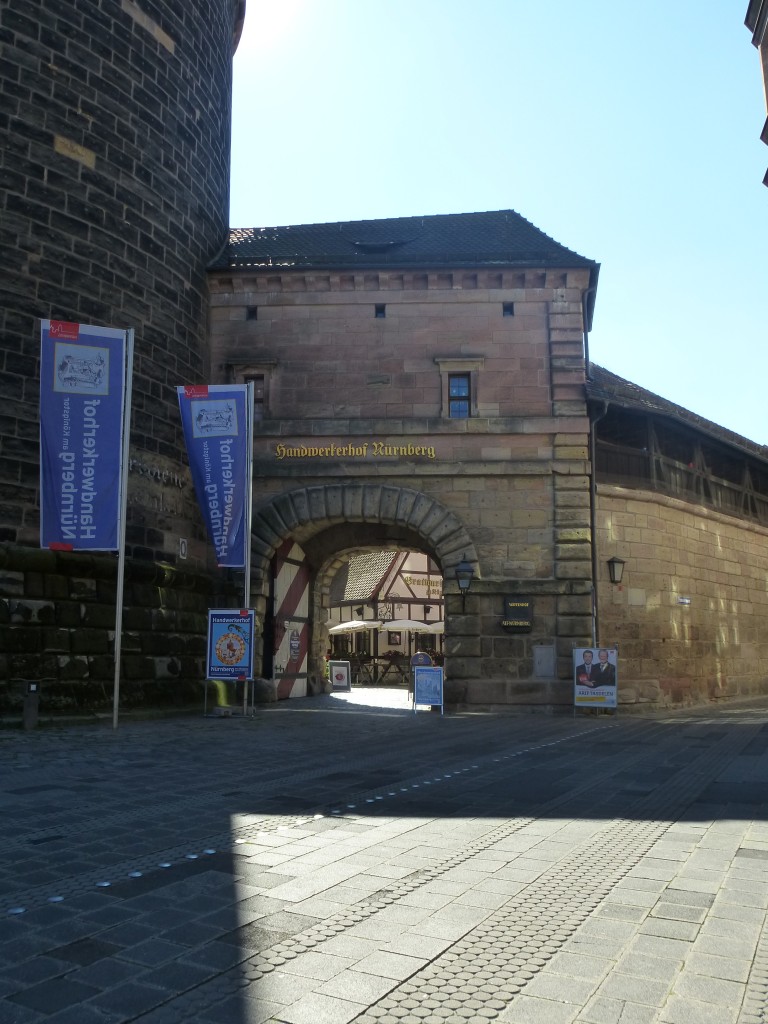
[48,542,74,551]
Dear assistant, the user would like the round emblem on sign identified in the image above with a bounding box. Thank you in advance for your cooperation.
[215,631,246,665]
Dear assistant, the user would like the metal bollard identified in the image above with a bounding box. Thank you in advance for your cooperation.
[23,682,39,730]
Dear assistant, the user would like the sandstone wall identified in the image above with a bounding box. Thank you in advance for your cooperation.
[596,484,768,706]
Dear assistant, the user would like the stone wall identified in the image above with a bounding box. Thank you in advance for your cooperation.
[1,0,240,560]
[0,544,239,715]
[596,484,768,706]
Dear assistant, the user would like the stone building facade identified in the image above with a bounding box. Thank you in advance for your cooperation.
[209,210,600,706]
[0,0,244,712]
[207,213,768,712]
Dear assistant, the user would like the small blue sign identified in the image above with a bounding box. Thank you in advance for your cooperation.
[413,666,443,711]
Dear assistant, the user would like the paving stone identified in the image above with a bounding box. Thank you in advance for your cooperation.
[546,952,613,982]
[614,952,681,984]
[7,976,100,1013]
[66,955,142,990]
[319,968,398,1004]
[497,993,579,1023]
[275,990,366,1024]
[522,972,597,1004]
[671,970,745,1005]
[639,918,700,941]
[197,993,284,1023]
[658,992,738,1024]
[596,972,670,1006]
[50,1002,129,1024]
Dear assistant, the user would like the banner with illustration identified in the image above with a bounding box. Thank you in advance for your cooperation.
[573,647,618,708]
[206,609,255,680]
[177,385,249,568]
[40,320,128,550]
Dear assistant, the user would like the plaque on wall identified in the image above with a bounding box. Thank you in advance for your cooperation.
[501,597,532,632]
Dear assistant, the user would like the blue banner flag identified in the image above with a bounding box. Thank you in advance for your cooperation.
[40,320,128,551]
[177,385,250,568]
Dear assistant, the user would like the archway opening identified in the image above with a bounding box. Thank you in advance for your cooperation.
[324,548,444,689]
[252,484,478,702]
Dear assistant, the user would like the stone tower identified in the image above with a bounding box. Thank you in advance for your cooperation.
[0,0,246,711]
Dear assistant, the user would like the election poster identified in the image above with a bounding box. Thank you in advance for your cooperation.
[39,320,129,551]
[177,385,251,568]
[573,647,618,708]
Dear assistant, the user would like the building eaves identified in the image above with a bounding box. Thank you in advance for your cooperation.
[746,0,768,44]
[211,209,600,328]
[587,363,768,462]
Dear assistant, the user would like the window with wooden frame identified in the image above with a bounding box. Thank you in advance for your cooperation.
[231,362,276,421]
[434,357,484,419]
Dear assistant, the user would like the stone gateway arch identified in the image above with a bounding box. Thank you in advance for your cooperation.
[248,483,479,700]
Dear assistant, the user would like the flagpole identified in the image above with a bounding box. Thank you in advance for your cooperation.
[244,380,254,610]
[243,381,254,716]
[112,329,134,731]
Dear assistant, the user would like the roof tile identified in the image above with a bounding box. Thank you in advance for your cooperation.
[215,209,598,272]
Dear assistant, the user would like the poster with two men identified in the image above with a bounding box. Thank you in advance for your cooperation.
[573,647,618,708]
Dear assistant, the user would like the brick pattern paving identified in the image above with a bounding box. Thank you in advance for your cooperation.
[2,697,768,1024]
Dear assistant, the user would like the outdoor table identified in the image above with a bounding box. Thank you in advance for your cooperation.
[376,659,409,686]
[357,660,377,685]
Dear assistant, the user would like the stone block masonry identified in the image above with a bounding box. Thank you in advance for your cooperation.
[0,0,244,708]
[0,0,241,560]
[0,544,240,715]
[597,484,768,706]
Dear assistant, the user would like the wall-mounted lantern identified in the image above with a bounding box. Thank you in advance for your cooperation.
[607,556,626,585]
[455,554,474,611]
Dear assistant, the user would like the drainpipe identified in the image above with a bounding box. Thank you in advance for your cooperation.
[590,400,609,646]
[582,285,597,380]
[582,283,601,644]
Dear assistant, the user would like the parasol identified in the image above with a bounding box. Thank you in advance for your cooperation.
[328,619,382,634]
[385,618,438,632]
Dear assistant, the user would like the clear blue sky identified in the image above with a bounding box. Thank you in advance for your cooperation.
[230,1,768,445]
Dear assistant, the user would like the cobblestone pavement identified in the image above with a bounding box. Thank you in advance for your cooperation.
[3,691,768,1024]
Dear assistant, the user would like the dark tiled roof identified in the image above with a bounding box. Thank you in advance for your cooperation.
[214,209,599,274]
[588,364,768,460]
[329,551,399,604]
